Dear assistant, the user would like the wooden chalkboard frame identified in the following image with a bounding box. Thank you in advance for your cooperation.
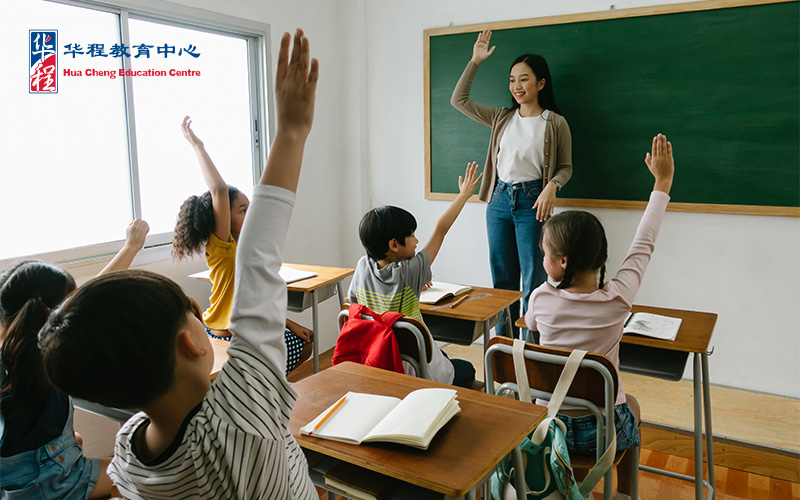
[423,0,800,217]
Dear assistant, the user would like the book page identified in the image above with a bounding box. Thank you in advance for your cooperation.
[419,281,472,304]
[300,392,400,444]
[624,312,682,341]
[279,265,317,284]
[363,388,459,447]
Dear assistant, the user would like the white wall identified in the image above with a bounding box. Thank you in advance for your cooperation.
[359,0,800,397]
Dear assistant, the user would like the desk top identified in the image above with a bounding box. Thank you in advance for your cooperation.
[282,263,354,292]
[289,362,544,497]
[514,304,717,354]
[191,263,353,292]
[420,286,522,322]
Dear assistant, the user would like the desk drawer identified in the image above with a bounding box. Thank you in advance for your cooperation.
[287,283,337,313]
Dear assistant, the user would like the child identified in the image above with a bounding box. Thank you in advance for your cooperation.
[38,29,318,499]
[348,162,483,387]
[0,218,149,499]
[173,114,312,375]
[525,133,674,499]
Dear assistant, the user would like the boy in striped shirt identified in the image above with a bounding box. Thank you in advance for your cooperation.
[39,29,318,500]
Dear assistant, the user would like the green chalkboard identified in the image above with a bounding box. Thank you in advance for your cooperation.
[424,0,799,215]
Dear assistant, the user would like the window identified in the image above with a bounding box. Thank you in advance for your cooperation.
[0,0,269,263]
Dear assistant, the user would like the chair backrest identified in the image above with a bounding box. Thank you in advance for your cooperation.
[485,336,618,410]
[337,307,433,378]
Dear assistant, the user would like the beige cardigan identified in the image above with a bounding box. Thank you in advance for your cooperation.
[451,61,573,202]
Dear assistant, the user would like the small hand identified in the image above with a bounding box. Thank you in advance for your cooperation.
[532,183,557,222]
[644,133,674,193]
[125,218,149,251]
[422,281,433,291]
[458,161,483,197]
[286,319,313,343]
[181,115,203,148]
[471,29,496,64]
[274,29,319,137]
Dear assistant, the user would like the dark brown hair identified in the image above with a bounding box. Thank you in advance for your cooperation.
[172,185,242,260]
[0,260,75,419]
[543,211,608,289]
[39,270,193,409]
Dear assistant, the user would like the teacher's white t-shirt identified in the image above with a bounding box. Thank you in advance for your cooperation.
[496,109,549,184]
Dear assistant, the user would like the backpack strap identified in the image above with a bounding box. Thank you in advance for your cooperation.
[347,303,404,329]
[511,339,615,498]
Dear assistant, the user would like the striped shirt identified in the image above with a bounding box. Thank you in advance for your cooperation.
[108,186,315,500]
[348,251,455,384]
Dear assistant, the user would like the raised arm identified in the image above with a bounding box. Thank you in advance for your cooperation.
[450,30,500,126]
[97,219,149,276]
[228,29,317,371]
[612,134,674,302]
[423,162,483,263]
[181,116,231,241]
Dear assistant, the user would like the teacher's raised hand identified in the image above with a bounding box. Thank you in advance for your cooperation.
[471,30,496,65]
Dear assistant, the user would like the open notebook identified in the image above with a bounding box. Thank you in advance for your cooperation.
[419,281,472,304]
[624,312,682,342]
[300,388,460,450]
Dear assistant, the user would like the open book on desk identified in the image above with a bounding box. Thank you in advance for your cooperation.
[189,265,316,285]
[300,388,460,450]
[624,312,682,342]
[419,281,472,304]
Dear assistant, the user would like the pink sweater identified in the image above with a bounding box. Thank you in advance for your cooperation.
[525,191,670,406]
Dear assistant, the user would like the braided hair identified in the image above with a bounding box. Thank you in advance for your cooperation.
[172,185,241,260]
[0,261,75,419]
[543,211,608,290]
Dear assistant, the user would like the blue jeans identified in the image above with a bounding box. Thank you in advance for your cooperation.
[0,404,99,500]
[486,179,548,340]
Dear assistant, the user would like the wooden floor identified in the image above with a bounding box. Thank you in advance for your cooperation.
[316,448,800,499]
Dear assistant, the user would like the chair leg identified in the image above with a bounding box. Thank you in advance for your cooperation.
[630,445,640,500]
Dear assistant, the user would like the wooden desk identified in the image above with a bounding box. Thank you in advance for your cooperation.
[515,304,718,500]
[192,263,354,373]
[290,362,545,498]
[420,286,522,350]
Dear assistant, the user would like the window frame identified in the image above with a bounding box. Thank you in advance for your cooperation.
[0,0,272,269]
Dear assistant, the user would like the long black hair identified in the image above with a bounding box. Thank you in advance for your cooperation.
[172,185,242,260]
[0,261,75,419]
[510,54,562,115]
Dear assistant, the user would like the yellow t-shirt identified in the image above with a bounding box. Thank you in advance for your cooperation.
[203,233,237,330]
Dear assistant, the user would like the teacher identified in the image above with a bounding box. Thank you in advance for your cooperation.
[451,29,573,340]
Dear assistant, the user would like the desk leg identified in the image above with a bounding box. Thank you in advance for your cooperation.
[504,307,513,338]
[336,282,345,309]
[693,353,707,500]
[483,320,491,353]
[702,352,716,499]
[312,290,319,373]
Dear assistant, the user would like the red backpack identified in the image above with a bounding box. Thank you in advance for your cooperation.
[332,303,405,374]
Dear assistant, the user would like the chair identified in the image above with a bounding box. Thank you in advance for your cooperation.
[484,336,640,500]
[337,307,433,379]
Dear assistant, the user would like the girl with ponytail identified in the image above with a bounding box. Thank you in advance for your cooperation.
[525,134,676,500]
[0,219,148,499]
[173,116,312,375]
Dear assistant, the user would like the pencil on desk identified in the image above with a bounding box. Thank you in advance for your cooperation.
[308,395,347,436]
[450,294,470,308]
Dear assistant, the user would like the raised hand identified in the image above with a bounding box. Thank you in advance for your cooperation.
[274,29,319,138]
[181,115,203,149]
[458,161,483,197]
[471,29,496,65]
[644,133,674,194]
[125,218,150,251]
